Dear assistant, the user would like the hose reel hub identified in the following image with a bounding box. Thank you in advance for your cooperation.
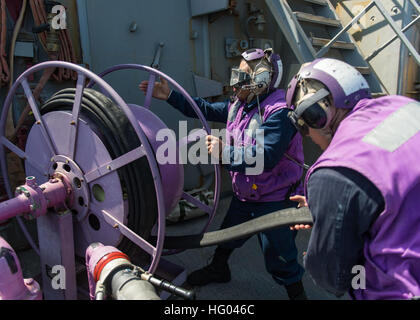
[48,155,90,221]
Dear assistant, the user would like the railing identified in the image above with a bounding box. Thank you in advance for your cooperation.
[315,0,420,67]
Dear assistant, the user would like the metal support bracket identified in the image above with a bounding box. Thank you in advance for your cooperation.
[37,210,77,300]
[151,42,165,70]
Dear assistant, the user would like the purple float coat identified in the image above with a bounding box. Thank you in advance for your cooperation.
[226,89,304,202]
[305,95,420,299]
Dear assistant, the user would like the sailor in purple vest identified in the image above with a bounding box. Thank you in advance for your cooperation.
[140,48,307,299]
[286,57,420,300]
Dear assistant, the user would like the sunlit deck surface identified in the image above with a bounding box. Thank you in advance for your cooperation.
[165,196,350,300]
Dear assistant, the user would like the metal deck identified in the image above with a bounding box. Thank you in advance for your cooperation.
[164,196,350,300]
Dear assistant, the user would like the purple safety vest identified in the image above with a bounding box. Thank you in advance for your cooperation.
[305,95,420,299]
[226,89,304,202]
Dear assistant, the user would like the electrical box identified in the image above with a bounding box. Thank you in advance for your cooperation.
[14,41,34,58]
[225,38,250,58]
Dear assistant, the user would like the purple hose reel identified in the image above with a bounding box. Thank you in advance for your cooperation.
[86,64,221,254]
[0,61,221,297]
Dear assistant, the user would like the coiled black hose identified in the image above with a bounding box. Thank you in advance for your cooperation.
[40,88,158,257]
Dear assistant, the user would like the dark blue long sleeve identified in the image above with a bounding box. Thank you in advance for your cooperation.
[167,90,297,174]
[166,90,229,123]
[223,108,298,173]
[305,167,384,297]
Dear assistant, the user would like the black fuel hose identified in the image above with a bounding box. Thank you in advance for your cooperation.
[153,206,313,250]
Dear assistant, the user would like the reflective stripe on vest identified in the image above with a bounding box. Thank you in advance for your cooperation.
[362,102,420,152]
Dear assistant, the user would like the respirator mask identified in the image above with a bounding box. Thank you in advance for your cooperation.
[230,60,272,91]
[230,61,273,105]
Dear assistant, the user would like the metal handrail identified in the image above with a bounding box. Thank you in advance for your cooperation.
[315,1,375,58]
[375,0,420,66]
[408,0,420,14]
[366,14,420,61]
[316,0,420,67]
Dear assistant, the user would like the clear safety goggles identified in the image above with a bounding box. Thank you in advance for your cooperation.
[230,68,251,88]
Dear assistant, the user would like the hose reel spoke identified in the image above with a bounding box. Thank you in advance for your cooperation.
[181,192,212,215]
[84,146,146,184]
[21,78,57,156]
[0,137,46,176]
[91,202,156,256]
[68,74,86,160]
[144,73,156,110]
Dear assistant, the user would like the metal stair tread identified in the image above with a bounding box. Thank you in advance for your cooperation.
[294,11,342,27]
[372,92,387,98]
[302,0,328,6]
[311,37,356,50]
[355,67,371,75]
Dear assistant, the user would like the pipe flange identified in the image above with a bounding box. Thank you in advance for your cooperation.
[48,155,90,222]
[14,181,47,220]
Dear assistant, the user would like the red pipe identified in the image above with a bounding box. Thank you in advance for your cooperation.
[0,0,10,87]
[5,0,23,22]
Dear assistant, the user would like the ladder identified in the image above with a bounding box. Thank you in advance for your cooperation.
[265,0,420,96]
